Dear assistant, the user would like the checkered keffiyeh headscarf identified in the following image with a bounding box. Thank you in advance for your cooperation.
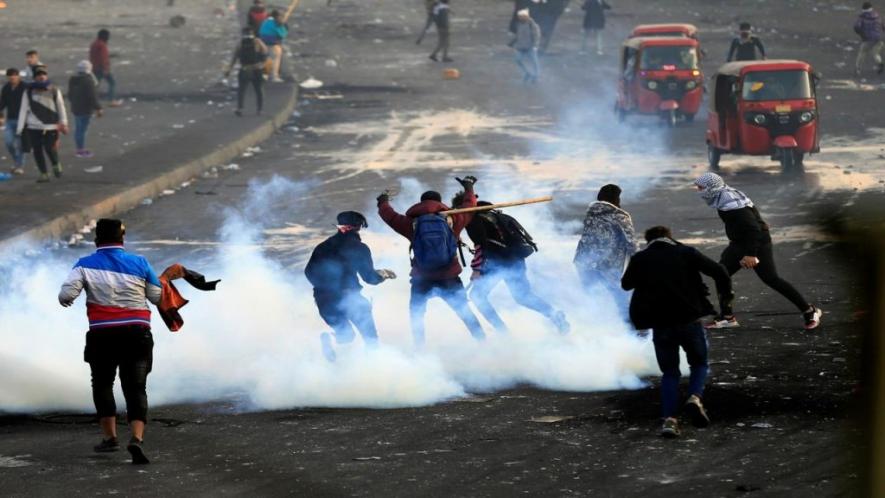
[694,173,754,211]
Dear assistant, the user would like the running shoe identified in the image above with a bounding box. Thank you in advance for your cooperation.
[803,306,823,330]
[428,54,439,62]
[11,167,23,175]
[36,173,50,183]
[704,315,739,329]
[93,437,120,453]
[684,394,710,428]
[127,437,150,465]
[660,417,680,438]
[52,163,62,178]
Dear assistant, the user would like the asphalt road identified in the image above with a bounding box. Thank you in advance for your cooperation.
[1,0,882,495]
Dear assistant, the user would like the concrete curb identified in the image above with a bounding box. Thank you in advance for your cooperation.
[0,84,298,252]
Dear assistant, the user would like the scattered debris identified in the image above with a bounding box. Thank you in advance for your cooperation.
[222,163,241,171]
[160,189,176,196]
[353,456,382,461]
[751,422,773,429]
[325,59,338,68]
[529,416,575,423]
[300,78,324,90]
[140,198,154,206]
[169,15,186,28]
[84,166,103,173]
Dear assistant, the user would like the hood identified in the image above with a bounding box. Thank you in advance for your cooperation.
[586,201,628,217]
[405,200,451,218]
[861,10,880,20]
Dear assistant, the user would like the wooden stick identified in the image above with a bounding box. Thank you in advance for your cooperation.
[282,0,301,23]
[441,196,553,216]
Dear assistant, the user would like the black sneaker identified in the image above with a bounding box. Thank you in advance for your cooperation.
[684,394,711,428]
[93,437,121,453]
[803,306,823,330]
[428,54,439,62]
[127,437,150,465]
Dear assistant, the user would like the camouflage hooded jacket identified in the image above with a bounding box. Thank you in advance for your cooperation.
[573,201,639,281]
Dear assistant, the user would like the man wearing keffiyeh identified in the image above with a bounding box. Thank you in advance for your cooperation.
[693,173,822,330]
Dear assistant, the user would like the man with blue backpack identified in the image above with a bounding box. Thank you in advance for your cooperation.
[454,197,570,334]
[377,176,486,347]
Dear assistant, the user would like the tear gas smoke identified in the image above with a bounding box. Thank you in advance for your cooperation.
[0,175,659,414]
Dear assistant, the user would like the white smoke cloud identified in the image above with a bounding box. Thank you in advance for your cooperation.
[0,175,659,414]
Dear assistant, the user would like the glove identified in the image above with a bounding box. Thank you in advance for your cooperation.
[455,175,478,189]
[376,192,390,206]
[376,269,397,280]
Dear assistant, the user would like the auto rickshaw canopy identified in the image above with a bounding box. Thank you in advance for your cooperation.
[714,60,813,78]
[622,36,700,50]
[630,23,698,38]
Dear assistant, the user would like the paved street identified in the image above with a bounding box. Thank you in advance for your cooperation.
[1,0,882,495]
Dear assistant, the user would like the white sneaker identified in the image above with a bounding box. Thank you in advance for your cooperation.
[803,307,823,330]
[704,316,739,329]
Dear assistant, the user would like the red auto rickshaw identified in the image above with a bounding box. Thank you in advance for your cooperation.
[631,23,699,39]
[616,37,704,126]
[706,60,820,171]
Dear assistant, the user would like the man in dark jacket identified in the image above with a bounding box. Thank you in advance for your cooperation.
[0,68,26,174]
[622,226,733,438]
[727,22,766,62]
[455,197,570,334]
[581,0,611,55]
[694,173,822,330]
[428,0,453,62]
[225,28,269,116]
[378,176,486,347]
[854,2,885,75]
[305,211,396,361]
[67,60,103,158]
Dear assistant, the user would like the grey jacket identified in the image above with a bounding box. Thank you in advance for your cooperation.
[573,201,639,282]
[512,19,541,51]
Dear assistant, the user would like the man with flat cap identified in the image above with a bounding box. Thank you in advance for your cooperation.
[58,219,161,464]
[305,211,397,361]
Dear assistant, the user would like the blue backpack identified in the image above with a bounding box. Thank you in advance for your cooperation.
[412,214,457,271]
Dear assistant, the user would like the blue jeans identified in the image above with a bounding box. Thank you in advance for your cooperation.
[94,70,116,101]
[74,115,91,150]
[652,321,709,418]
[4,119,24,167]
[468,258,556,332]
[515,49,540,80]
[410,277,485,347]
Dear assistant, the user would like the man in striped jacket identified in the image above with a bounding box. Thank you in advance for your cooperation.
[58,218,161,464]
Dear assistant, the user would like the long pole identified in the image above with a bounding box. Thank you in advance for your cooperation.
[282,0,301,23]
[440,196,553,216]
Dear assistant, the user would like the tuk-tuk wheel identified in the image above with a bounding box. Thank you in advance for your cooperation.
[780,149,804,172]
[707,143,721,170]
[665,109,677,128]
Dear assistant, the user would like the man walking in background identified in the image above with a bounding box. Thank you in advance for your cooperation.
[510,9,541,84]
[67,60,103,158]
[622,226,733,438]
[225,28,268,116]
[90,29,123,107]
[16,65,67,183]
[0,68,26,175]
[854,2,885,76]
[727,22,766,62]
[22,50,42,82]
[428,0,453,62]
[58,219,162,464]
[305,211,397,362]
[574,184,638,316]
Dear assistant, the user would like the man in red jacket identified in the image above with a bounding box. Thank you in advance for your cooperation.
[377,176,486,347]
[90,29,122,107]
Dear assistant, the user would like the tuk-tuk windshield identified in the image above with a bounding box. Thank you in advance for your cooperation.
[742,70,812,101]
[639,46,698,70]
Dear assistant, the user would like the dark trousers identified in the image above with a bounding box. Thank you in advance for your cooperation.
[24,129,59,174]
[653,321,708,419]
[94,69,117,101]
[84,327,153,423]
[431,28,450,58]
[720,241,809,313]
[237,67,264,113]
[410,277,485,346]
[314,289,378,345]
[468,259,555,332]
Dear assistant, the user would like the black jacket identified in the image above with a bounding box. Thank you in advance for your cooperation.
[0,81,26,120]
[727,36,765,61]
[718,206,771,257]
[622,239,732,330]
[67,73,102,117]
[305,231,383,294]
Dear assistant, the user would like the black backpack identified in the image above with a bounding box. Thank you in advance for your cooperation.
[478,211,538,259]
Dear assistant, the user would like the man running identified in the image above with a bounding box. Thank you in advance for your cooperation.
[16,65,68,183]
[305,211,396,362]
[58,219,161,464]
[694,173,822,330]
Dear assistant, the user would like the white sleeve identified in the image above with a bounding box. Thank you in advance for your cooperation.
[16,96,28,134]
[58,267,85,305]
[56,89,68,126]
